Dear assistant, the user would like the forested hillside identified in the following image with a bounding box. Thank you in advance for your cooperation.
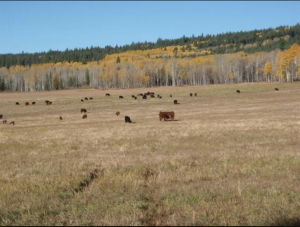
[0,24,299,92]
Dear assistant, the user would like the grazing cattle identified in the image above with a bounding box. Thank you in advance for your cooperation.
[174,100,179,105]
[85,97,89,101]
[116,111,120,116]
[81,108,87,114]
[195,93,198,97]
[170,95,173,98]
[106,93,111,97]
[81,99,84,102]
[59,116,63,121]
[275,88,279,91]
[89,97,93,100]
[125,116,132,123]
[25,102,30,106]
[10,121,15,126]
[190,93,193,97]
[16,102,20,105]
[119,96,124,99]
[0,114,3,119]
[32,102,36,105]
[3,120,7,124]
[82,114,87,119]
[137,93,143,97]
[159,112,175,121]
[159,96,162,99]
[143,95,147,100]
[236,90,241,93]
[150,95,155,98]
[134,97,137,100]
[132,95,135,98]
[45,100,52,105]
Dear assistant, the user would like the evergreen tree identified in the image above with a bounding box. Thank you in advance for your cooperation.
[85,69,90,86]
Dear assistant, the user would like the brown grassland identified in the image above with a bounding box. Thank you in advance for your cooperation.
[0,83,299,226]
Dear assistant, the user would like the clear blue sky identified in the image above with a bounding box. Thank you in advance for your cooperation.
[0,1,299,54]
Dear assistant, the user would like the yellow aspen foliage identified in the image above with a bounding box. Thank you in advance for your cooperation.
[264,61,272,76]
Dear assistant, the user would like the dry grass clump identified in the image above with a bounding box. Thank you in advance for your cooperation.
[0,83,300,226]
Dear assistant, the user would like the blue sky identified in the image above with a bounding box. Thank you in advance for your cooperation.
[0,1,299,54]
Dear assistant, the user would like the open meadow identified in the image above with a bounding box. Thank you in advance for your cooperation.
[0,83,300,226]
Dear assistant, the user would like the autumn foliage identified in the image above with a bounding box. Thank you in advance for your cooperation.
[0,44,299,92]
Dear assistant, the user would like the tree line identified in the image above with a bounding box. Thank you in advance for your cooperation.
[1,24,300,69]
[0,44,299,92]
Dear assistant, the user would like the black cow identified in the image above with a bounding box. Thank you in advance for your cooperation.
[125,116,132,123]
[32,102,36,105]
[275,88,279,91]
[106,93,111,97]
[119,96,124,99]
[174,100,179,105]
[0,114,3,119]
[143,95,147,100]
[16,102,20,105]
[236,90,241,93]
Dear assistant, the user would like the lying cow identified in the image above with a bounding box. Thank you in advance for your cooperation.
[159,112,175,121]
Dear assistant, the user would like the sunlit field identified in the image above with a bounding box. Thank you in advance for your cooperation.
[0,83,299,226]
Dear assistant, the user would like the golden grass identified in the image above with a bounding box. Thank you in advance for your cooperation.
[0,83,300,226]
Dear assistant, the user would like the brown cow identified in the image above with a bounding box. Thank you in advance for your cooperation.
[159,112,175,121]
[190,93,193,97]
[119,96,124,99]
[236,90,241,93]
[32,102,36,105]
[275,88,279,91]
[81,99,84,102]
[194,93,198,97]
[81,108,87,114]
[89,97,93,100]
[170,95,173,98]
[116,111,120,116]
[45,100,52,105]
[150,95,155,98]
[85,97,89,101]
[3,120,7,124]
[10,121,15,126]
[82,114,87,119]
[25,102,30,106]
[59,116,63,121]
[16,102,20,105]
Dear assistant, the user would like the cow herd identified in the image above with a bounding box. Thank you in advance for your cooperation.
[1,88,281,126]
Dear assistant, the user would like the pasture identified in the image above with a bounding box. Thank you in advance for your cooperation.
[0,83,300,226]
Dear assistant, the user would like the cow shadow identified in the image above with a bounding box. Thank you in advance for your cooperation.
[271,218,300,226]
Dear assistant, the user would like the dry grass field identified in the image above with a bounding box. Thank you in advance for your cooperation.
[0,83,300,226]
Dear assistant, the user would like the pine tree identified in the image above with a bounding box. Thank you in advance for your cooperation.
[85,69,90,86]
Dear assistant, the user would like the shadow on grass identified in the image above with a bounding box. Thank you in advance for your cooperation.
[271,218,300,226]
